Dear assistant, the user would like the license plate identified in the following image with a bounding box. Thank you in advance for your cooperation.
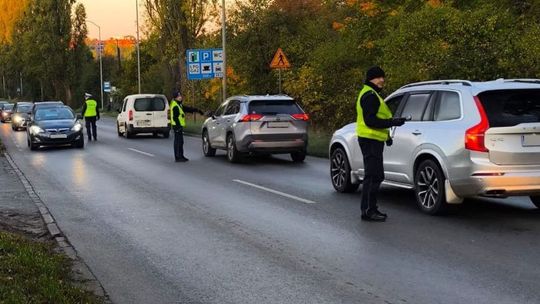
[137,120,151,127]
[267,122,289,128]
[522,134,540,147]
[50,134,67,139]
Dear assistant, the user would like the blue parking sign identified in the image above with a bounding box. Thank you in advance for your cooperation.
[187,48,223,80]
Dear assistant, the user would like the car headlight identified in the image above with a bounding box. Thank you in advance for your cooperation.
[30,125,44,135]
[2,112,7,117]
[71,123,82,132]
[13,116,22,123]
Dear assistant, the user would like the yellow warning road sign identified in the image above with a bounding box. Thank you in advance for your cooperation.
[270,48,291,69]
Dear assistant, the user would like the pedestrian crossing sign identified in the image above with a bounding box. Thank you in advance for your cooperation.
[270,48,291,69]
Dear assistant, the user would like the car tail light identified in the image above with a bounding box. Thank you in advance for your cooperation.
[240,114,263,122]
[128,110,134,121]
[292,113,309,121]
[465,96,489,152]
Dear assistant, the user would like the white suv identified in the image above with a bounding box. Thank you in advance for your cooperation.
[330,79,540,214]
[117,94,170,138]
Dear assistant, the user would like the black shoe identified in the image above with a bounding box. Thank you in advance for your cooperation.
[374,209,387,218]
[87,138,92,141]
[175,157,189,162]
[93,137,97,141]
[361,213,386,222]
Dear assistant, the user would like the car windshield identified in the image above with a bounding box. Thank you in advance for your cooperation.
[248,100,302,115]
[478,89,540,127]
[4,104,13,110]
[16,105,32,113]
[35,107,74,121]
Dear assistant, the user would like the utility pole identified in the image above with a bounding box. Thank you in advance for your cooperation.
[221,0,227,103]
[136,0,142,94]
[2,74,5,98]
[87,20,104,110]
[19,72,23,97]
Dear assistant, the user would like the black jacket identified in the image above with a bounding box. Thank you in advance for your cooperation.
[360,81,394,129]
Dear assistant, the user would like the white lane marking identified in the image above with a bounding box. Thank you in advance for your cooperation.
[233,179,317,204]
[128,148,155,157]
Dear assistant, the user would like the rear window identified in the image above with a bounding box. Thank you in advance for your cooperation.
[478,89,540,127]
[248,100,302,115]
[134,98,166,112]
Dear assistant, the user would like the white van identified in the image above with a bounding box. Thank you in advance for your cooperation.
[117,94,170,138]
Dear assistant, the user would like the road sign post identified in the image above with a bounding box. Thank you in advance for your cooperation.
[270,48,291,94]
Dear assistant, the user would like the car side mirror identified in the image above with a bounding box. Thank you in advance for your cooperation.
[205,111,215,118]
[76,114,83,120]
[117,108,121,113]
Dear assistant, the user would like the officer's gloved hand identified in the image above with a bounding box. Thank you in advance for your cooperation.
[386,138,393,147]
[391,117,406,126]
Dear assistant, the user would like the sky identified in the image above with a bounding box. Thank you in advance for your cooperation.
[78,0,232,39]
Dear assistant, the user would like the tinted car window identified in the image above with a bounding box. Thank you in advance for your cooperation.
[249,100,301,115]
[224,101,240,115]
[3,104,13,110]
[134,98,166,111]
[385,95,404,117]
[16,105,32,113]
[478,89,540,127]
[400,94,431,121]
[434,91,461,121]
[215,102,227,116]
[35,107,74,121]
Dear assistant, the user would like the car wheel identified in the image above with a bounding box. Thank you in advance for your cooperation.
[291,150,306,163]
[330,147,359,193]
[28,137,38,151]
[530,196,540,209]
[163,131,170,139]
[124,123,133,139]
[414,159,448,215]
[117,123,122,136]
[226,133,241,163]
[202,130,216,157]
[74,138,84,149]
[152,132,158,138]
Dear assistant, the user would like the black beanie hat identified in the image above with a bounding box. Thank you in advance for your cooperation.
[366,66,385,81]
[172,90,181,98]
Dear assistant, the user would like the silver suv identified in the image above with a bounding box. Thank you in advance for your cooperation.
[330,79,540,214]
[202,95,309,163]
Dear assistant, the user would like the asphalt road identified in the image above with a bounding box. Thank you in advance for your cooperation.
[1,117,539,304]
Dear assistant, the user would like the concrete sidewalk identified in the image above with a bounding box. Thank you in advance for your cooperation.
[0,153,110,302]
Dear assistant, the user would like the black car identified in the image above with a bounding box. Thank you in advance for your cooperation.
[1,103,14,122]
[11,102,33,131]
[27,106,84,150]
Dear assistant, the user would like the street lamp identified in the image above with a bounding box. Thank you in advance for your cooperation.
[135,0,142,94]
[221,0,227,102]
[87,20,104,110]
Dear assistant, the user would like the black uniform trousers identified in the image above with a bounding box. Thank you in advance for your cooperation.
[173,126,184,159]
[358,137,385,214]
[85,116,97,140]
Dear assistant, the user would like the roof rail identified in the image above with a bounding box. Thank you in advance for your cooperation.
[497,78,540,84]
[399,80,473,90]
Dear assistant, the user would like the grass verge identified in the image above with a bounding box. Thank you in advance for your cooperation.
[183,120,331,158]
[0,231,102,303]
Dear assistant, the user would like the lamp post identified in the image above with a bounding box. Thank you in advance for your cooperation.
[136,0,142,94]
[221,0,227,102]
[87,20,104,109]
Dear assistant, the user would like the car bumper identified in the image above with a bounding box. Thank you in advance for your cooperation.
[238,133,307,153]
[127,124,170,134]
[31,131,83,146]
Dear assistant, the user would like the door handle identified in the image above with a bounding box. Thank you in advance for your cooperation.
[146,113,152,115]
[412,130,422,136]
[226,120,231,123]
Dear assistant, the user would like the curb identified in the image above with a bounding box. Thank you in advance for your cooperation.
[3,152,110,302]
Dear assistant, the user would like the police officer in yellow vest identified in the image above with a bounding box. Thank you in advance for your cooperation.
[82,93,100,141]
[357,66,406,222]
[170,91,204,162]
